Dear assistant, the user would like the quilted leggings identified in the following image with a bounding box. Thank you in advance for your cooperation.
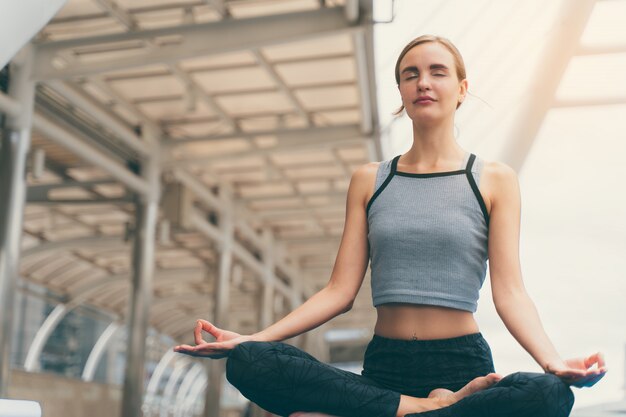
[225,332,575,417]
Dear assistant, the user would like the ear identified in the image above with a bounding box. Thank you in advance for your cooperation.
[459,79,468,97]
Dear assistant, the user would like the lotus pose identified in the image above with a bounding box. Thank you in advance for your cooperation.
[175,35,606,417]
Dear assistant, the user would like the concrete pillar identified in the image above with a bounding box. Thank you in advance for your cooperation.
[121,138,160,417]
[203,185,234,417]
[499,0,597,171]
[260,228,275,330]
[0,46,35,397]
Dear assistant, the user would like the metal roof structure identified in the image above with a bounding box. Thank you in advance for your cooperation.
[16,0,380,343]
[1,1,381,415]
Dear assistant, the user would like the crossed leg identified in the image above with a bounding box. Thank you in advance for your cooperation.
[289,372,575,417]
[225,341,507,417]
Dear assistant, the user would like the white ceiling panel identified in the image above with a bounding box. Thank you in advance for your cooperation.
[262,34,353,61]
[215,91,294,115]
[109,74,185,100]
[275,57,356,86]
[295,85,358,110]
[191,66,277,93]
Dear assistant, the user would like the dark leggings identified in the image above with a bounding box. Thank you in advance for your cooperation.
[225,333,575,417]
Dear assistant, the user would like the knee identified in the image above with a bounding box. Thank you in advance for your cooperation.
[225,341,273,388]
[510,372,575,417]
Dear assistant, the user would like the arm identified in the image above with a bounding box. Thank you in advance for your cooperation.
[175,162,375,356]
[253,163,374,342]
[486,162,606,387]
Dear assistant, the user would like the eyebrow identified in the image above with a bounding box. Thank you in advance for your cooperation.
[401,64,449,74]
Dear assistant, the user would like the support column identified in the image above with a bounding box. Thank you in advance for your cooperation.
[203,185,234,417]
[121,134,160,417]
[260,228,275,330]
[246,228,277,417]
[499,0,597,171]
[0,46,35,397]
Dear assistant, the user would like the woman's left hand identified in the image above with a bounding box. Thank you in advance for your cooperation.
[545,352,607,388]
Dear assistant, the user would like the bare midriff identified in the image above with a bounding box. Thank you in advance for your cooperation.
[374,303,480,340]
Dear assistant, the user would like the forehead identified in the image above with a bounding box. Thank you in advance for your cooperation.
[399,42,455,70]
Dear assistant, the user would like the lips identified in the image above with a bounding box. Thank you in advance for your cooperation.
[414,96,435,103]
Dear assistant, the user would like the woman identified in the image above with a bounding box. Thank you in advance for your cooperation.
[174,35,607,417]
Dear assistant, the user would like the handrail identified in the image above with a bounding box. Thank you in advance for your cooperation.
[0,399,41,417]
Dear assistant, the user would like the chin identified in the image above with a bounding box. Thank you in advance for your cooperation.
[408,111,440,123]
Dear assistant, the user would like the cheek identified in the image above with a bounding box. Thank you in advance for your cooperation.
[398,84,413,99]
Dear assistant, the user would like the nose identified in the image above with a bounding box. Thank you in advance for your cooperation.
[416,75,431,91]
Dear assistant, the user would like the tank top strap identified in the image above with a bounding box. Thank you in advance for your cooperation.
[390,154,400,174]
[374,155,399,190]
[464,153,490,227]
[368,156,400,216]
[465,152,477,172]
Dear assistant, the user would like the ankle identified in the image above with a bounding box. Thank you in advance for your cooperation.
[396,396,443,416]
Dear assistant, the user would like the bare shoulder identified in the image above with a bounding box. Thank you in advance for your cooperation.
[480,159,520,207]
[350,161,380,208]
[482,159,517,181]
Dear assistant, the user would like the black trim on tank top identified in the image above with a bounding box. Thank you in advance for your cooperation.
[390,154,467,177]
[395,169,466,178]
[367,153,491,226]
[465,153,490,227]
[366,155,399,216]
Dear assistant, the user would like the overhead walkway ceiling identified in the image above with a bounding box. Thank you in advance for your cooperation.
[14,0,380,347]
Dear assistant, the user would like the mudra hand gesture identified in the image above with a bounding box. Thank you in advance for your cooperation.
[545,352,607,388]
[173,319,253,359]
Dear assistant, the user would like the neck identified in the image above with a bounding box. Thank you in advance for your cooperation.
[406,118,464,167]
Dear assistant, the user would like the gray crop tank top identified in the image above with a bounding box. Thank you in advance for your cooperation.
[366,152,490,312]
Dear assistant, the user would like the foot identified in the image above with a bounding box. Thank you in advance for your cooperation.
[428,373,502,407]
[400,373,502,415]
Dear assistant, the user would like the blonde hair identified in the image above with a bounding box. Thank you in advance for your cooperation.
[393,35,467,116]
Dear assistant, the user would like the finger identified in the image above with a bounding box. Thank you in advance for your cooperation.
[173,344,196,352]
[194,321,206,345]
[193,341,227,352]
[593,352,606,368]
[584,352,605,369]
[552,369,588,379]
[198,319,220,337]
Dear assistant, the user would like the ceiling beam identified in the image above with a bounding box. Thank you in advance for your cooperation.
[45,80,151,157]
[498,0,597,172]
[202,0,229,18]
[93,0,137,30]
[32,113,149,194]
[576,43,626,56]
[165,124,362,147]
[33,7,363,80]
[553,96,626,108]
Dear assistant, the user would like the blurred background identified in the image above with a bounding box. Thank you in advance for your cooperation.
[0,0,624,416]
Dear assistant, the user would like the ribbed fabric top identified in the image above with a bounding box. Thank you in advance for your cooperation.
[366,152,490,312]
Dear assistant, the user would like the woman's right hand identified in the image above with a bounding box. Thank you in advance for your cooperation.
[173,319,253,359]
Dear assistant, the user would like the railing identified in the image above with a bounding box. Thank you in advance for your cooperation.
[0,399,41,417]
